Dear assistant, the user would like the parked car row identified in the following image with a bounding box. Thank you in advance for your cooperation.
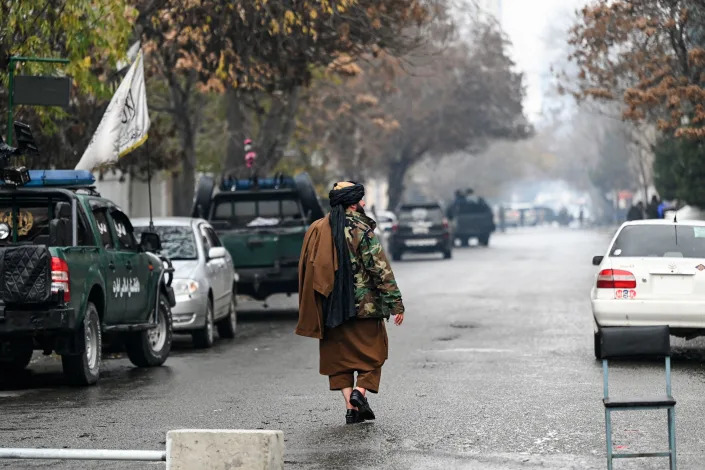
[0,169,328,386]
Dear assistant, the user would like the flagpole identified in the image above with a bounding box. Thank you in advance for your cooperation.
[146,138,154,231]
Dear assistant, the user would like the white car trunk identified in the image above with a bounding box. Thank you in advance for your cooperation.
[610,257,705,300]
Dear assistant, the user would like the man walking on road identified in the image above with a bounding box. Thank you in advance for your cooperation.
[296,181,405,424]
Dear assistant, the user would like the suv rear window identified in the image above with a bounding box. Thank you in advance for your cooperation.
[610,224,705,258]
[0,200,92,246]
[212,198,303,228]
[398,206,444,224]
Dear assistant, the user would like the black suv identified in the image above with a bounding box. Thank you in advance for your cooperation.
[390,203,452,261]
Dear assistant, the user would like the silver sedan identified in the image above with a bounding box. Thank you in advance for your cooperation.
[133,217,237,348]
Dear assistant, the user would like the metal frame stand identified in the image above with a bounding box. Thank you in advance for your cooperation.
[603,357,677,469]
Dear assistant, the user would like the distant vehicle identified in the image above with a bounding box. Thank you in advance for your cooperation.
[390,202,452,260]
[134,218,237,348]
[0,170,175,385]
[371,209,396,253]
[591,220,705,358]
[532,206,556,225]
[375,210,397,234]
[447,192,495,246]
[192,173,325,302]
[504,203,538,227]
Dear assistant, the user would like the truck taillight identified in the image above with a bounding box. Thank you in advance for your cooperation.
[51,257,70,302]
[392,224,398,233]
[442,218,449,230]
[596,269,636,289]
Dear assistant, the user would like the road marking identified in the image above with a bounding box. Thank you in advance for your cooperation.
[424,348,514,353]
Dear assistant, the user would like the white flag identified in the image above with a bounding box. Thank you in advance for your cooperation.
[75,50,150,170]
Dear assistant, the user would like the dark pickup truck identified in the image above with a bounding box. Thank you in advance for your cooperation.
[193,173,324,302]
[0,170,175,385]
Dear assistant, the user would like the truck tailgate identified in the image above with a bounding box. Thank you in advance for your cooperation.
[220,227,304,268]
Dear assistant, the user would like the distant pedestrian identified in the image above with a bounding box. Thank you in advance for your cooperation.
[658,201,669,219]
[626,202,645,221]
[579,207,585,227]
[296,181,405,425]
[646,195,660,219]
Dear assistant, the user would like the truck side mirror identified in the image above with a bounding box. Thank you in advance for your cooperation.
[592,255,604,266]
[140,232,161,252]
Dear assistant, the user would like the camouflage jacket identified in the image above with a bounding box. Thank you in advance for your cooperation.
[345,209,405,319]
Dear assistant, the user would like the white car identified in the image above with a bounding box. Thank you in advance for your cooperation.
[134,217,237,349]
[591,220,705,357]
[373,210,397,253]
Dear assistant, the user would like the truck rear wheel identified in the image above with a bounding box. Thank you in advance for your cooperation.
[0,338,34,372]
[217,297,237,339]
[62,303,101,386]
[478,234,490,246]
[126,293,173,367]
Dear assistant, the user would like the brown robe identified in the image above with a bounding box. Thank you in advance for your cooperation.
[319,318,387,377]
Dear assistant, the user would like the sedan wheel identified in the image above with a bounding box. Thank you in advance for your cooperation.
[193,300,215,349]
[217,297,237,339]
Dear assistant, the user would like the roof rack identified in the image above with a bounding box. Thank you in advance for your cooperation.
[220,173,295,191]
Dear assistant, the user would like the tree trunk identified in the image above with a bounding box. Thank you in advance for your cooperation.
[223,88,300,176]
[387,153,411,210]
[172,124,196,216]
[224,87,248,176]
[256,88,301,173]
[167,72,198,216]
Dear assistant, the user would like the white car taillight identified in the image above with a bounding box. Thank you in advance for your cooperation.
[596,269,636,289]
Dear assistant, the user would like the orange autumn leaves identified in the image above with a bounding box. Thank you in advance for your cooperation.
[569,0,705,138]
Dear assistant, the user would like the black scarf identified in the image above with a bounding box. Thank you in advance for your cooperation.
[325,183,365,329]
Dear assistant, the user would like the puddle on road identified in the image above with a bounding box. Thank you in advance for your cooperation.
[449,322,479,329]
[0,391,29,398]
[434,334,460,342]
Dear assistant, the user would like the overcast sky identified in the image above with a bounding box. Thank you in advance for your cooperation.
[500,0,588,123]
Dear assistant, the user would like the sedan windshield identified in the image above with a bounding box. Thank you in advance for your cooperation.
[134,225,198,260]
[610,224,705,258]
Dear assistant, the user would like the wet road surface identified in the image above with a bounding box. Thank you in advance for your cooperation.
[3,227,705,469]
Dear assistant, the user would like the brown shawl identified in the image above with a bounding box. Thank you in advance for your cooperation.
[295,215,337,339]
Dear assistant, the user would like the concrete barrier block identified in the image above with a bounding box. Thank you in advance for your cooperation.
[166,429,284,470]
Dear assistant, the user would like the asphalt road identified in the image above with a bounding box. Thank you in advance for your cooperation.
[3,227,705,469]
